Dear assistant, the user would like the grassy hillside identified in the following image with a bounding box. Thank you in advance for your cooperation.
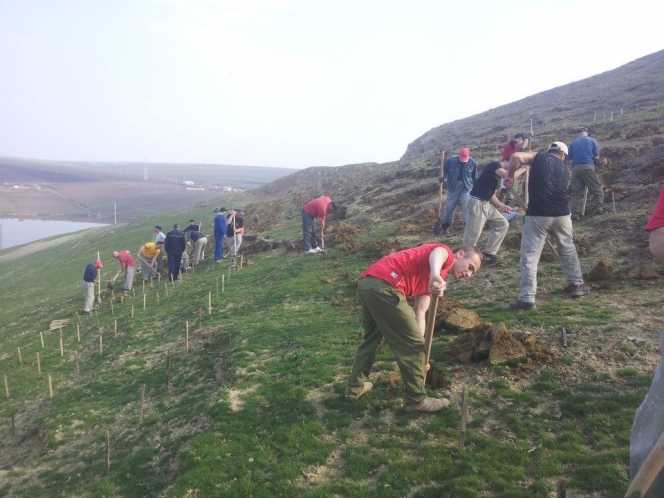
[2,54,664,496]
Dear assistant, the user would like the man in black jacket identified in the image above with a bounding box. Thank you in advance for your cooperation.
[165,223,187,281]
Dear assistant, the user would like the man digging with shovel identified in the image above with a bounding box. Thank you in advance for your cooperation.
[82,258,103,314]
[112,250,136,293]
[345,244,482,412]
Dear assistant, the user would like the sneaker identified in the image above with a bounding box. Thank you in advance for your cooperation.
[482,251,501,262]
[567,283,591,298]
[314,247,323,253]
[305,248,318,254]
[404,397,450,413]
[571,214,580,222]
[509,300,536,310]
[345,382,373,401]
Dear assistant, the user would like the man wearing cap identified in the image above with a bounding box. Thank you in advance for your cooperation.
[164,223,187,281]
[463,160,525,262]
[82,258,103,314]
[137,241,162,281]
[439,148,478,235]
[112,250,136,293]
[182,218,200,242]
[302,196,338,254]
[504,142,590,309]
[153,226,166,270]
[567,127,603,221]
[226,208,245,266]
[213,207,228,262]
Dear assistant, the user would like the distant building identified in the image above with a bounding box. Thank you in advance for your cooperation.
[182,180,194,186]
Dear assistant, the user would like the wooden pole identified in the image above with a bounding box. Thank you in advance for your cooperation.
[114,319,118,336]
[75,351,80,376]
[459,384,469,450]
[139,383,145,424]
[105,430,110,474]
[166,350,171,388]
[97,251,101,305]
[131,305,134,319]
[216,277,219,299]
[142,280,145,293]
[165,283,169,296]
[625,430,664,498]
[99,336,103,355]
[185,321,189,354]
[157,291,160,304]
[4,374,9,399]
[48,374,53,398]
[561,327,568,347]
[40,331,44,348]
[111,298,114,315]
[17,347,22,364]
[60,336,64,356]
[143,293,146,310]
[438,151,445,219]
[557,477,567,498]
[612,191,616,214]
[240,254,243,270]
[208,292,212,314]
[222,274,225,293]
[581,187,589,216]
[75,311,81,324]
[37,353,41,374]
[423,296,439,367]
[77,324,80,342]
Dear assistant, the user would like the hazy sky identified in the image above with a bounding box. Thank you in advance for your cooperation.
[1,0,662,169]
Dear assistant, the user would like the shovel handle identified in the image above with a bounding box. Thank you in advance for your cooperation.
[625,430,664,498]
[511,191,561,264]
[423,296,439,366]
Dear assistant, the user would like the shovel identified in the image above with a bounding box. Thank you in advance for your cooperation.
[96,251,102,304]
[423,295,439,367]
[625,430,664,498]
[434,151,446,235]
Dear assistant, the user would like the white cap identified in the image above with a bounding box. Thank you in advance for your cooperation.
[547,141,568,155]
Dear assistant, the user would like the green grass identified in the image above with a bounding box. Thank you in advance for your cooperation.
[0,186,662,497]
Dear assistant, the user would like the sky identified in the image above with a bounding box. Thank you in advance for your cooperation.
[1,0,663,169]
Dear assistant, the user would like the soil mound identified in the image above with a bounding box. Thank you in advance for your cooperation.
[588,258,613,281]
[441,308,481,332]
[626,261,660,279]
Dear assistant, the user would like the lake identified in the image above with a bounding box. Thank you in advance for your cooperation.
[0,218,107,250]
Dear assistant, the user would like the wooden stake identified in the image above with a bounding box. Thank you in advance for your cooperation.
[142,280,145,293]
[37,353,41,374]
[557,477,567,498]
[165,283,169,296]
[625,430,664,498]
[131,305,134,319]
[4,374,9,399]
[111,298,114,315]
[77,324,80,342]
[423,296,439,367]
[114,319,118,336]
[581,187,589,216]
[185,321,189,354]
[75,311,81,324]
[157,291,160,304]
[40,331,44,348]
[240,254,243,269]
[17,347,22,364]
[106,429,110,474]
[222,274,225,293]
[216,277,219,299]
[60,336,64,357]
[75,351,79,376]
[139,383,145,424]
[208,292,212,314]
[459,384,469,450]
[562,327,568,347]
[59,326,63,338]
[612,191,616,214]
[143,293,146,310]
[48,374,53,398]
[132,288,135,297]
[99,335,103,355]
[166,350,171,388]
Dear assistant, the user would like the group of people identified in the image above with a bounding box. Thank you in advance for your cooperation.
[81,207,246,314]
[346,128,608,412]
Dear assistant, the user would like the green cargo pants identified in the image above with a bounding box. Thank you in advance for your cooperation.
[571,163,604,217]
[345,276,427,405]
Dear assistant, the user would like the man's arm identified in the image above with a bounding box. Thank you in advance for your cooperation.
[505,152,536,189]
[412,247,450,334]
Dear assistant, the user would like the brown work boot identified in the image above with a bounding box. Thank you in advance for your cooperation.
[509,300,536,310]
[345,382,373,401]
[404,397,450,413]
[567,283,591,298]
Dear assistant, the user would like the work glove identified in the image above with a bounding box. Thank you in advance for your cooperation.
[438,175,445,183]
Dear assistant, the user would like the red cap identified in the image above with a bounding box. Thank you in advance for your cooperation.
[94,259,103,268]
[459,148,470,162]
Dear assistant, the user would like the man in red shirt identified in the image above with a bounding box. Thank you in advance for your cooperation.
[302,196,338,254]
[345,244,482,413]
[112,250,137,293]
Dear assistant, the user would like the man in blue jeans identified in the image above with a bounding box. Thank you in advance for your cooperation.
[439,148,478,235]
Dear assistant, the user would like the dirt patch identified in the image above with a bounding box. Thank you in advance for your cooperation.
[440,308,481,332]
[588,258,614,281]
[626,261,661,279]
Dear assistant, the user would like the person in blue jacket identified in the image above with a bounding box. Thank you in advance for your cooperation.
[213,207,228,262]
[82,258,103,314]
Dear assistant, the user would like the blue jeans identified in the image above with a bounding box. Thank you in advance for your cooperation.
[214,233,225,261]
[442,182,470,228]
[302,210,318,251]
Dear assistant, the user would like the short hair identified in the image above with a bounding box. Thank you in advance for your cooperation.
[330,202,339,211]
[452,245,483,265]
[513,133,525,140]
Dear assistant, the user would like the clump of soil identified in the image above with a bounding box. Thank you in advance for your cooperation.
[588,258,614,281]
[626,261,660,279]
[447,324,556,372]
[574,236,593,256]
[394,221,420,235]
[441,308,481,332]
[425,366,446,388]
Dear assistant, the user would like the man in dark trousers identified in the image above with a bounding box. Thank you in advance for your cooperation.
[301,196,338,254]
[213,207,228,262]
[504,142,590,309]
[164,223,187,281]
[567,126,604,221]
[345,244,482,412]
[226,208,245,267]
[439,148,478,234]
